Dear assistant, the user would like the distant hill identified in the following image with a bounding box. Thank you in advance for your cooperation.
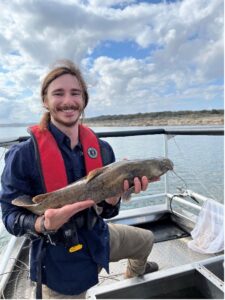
[84,109,224,127]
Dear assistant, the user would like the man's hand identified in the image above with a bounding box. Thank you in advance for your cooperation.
[35,199,95,233]
[105,176,160,206]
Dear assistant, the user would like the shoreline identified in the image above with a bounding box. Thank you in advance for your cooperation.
[0,110,223,128]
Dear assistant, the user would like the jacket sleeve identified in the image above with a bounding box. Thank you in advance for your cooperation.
[97,139,121,219]
[0,142,40,237]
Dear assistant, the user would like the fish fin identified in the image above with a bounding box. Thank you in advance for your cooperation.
[122,186,135,202]
[12,195,35,207]
[86,166,109,182]
[32,193,50,204]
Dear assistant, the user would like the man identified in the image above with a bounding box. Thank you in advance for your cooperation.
[0,60,158,299]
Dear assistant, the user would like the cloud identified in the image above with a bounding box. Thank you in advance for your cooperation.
[0,0,223,122]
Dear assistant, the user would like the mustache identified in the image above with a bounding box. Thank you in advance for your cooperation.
[55,104,83,112]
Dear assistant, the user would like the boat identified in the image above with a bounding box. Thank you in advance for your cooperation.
[0,127,224,299]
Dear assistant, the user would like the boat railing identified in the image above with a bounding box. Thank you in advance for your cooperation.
[0,126,224,295]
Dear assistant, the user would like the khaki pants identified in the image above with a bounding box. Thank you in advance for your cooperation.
[35,224,154,299]
[108,223,154,276]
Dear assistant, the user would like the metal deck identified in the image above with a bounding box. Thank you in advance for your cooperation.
[88,236,216,293]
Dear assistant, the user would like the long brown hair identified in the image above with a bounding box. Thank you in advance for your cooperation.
[39,59,88,130]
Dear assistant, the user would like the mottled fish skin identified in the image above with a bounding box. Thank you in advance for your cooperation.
[12,158,173,215]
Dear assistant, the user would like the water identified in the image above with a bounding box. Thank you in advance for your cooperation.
[0,125,224,249]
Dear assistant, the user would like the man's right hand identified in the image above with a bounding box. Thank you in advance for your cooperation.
[35,199,95,233]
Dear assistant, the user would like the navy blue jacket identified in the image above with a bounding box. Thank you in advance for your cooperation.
[0,123,120,295]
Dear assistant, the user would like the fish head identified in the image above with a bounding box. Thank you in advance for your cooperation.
[157,158,174,174]
[144,158,174,178]
[127,158,173,180]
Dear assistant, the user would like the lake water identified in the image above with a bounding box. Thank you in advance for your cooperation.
[0,125,224,251]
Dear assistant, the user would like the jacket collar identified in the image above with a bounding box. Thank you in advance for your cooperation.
[48,122,82,150]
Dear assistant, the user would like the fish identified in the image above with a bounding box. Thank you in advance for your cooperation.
[12,158,173,215]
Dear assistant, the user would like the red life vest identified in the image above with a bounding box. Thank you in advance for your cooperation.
[29,124,103,193]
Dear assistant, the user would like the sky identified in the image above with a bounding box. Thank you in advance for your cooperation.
[0,0,223,123]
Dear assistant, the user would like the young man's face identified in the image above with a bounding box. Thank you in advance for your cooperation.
[45,73,84,128]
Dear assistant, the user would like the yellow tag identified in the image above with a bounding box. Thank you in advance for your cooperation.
[69,244,83,253]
